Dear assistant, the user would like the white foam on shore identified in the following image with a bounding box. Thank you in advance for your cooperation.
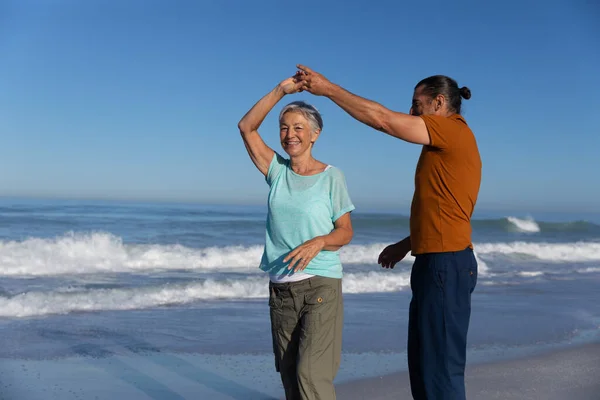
[0,232,522,277]
[0,271,411,318]
[577,267,600,273]
[476,241,600,262]
[517,271,544,277]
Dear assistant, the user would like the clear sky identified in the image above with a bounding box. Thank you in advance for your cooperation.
[1,0,599,213]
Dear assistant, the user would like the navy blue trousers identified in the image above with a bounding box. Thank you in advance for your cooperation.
[408,247,478,400]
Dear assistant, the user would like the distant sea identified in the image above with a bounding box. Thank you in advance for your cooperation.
[1,197,599,393]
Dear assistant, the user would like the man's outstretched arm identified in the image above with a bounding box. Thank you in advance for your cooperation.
[297,64,430,145]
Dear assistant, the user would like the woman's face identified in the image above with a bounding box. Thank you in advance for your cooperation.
[279,111,319,157]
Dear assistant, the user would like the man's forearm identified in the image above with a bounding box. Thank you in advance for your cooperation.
[399,236,411,250]
[325,83,390,133]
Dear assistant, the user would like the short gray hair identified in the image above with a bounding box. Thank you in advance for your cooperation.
[279,101,323,132]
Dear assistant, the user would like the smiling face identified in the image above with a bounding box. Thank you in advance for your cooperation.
[279,111,320,157]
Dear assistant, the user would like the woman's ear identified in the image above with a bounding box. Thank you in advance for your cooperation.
[311,129,321,143]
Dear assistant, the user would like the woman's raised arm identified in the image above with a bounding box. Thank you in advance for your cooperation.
[238,76,303,176]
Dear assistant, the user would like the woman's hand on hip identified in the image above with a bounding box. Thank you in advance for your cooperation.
[284,237,326,273]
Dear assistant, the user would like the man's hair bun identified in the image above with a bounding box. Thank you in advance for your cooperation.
[459,86,471,100]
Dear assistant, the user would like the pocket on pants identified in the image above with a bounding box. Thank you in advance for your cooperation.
[269,287,284,331]
[268,287,284,372]
[428,254,447,292]
[469,255,478,293]
[302,286,336,334]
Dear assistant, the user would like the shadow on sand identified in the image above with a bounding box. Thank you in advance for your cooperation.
[42,327,278,400]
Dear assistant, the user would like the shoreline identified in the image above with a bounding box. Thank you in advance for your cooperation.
[335,341,600,400]
[0,341,598,399]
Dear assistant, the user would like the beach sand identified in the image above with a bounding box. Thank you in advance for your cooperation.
[336,342,600,400]
[1,342,598,399]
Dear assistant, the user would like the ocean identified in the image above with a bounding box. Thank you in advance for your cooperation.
[1,197,599,398]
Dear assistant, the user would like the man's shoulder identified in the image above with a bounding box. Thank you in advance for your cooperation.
[440,114,476,144]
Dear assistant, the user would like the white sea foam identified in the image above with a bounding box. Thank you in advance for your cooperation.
[517,271,544,277]
[0,232,264,276]
[9,232,600,277]
[506,216,541,233]
[0,271,411,318]
[342,271,411,293]
[475,241,600,262]
[577,267,600,273]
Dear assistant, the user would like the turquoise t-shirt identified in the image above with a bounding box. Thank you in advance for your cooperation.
[260,153,355,279]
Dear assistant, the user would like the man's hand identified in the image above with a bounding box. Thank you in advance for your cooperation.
[296,64,335,97]
[378,239,411,269]
[284,237,326,273]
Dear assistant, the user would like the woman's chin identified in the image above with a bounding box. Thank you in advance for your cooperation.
[283,148,307,158]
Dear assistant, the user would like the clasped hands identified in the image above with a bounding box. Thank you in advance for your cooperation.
[278,64,334,97]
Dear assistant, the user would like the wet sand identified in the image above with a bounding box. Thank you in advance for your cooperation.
[336,342,600,400]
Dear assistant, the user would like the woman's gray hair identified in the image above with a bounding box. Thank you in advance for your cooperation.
[278,101,323,132]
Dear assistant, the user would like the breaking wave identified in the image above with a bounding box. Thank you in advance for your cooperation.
[3,232,600,277]
[0,271,411,318]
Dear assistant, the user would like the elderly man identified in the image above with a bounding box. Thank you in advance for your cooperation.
[297,64,482,400]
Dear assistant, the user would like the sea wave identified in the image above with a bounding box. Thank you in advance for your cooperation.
[0,232,264,276]
[506,217,540,233]
[0,271,411,318]
[3,233,600,277]
[0,232,500,276]
[479,216,600,233]
[352,214,600,233]
[475,241,600,262]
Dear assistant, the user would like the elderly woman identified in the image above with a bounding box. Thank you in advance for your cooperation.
[237,74,355,400]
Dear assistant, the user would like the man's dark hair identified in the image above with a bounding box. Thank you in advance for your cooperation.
[416,75,471,114]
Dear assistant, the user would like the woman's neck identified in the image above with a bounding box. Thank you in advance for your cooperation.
[290,153,324,176]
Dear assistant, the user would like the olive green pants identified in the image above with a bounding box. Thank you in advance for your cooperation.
[269,276,343,400]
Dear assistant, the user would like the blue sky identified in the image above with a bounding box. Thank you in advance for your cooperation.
[1,0,599,213]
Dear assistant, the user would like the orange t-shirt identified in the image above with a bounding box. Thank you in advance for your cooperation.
[409,114,482,255]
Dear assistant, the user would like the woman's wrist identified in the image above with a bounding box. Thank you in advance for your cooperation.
[274,84,287,97]
[313,235,327,250]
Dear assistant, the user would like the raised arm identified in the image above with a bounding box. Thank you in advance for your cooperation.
[296,65,431,146]
[238,76,304,176]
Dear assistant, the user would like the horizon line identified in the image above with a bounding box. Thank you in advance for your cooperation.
[0,194,598,216]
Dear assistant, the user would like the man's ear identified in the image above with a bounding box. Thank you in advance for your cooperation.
[435,94,445,111]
